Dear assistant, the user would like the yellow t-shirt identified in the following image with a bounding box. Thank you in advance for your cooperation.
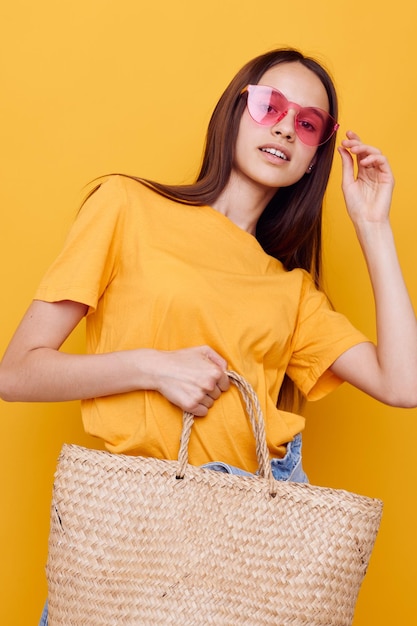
[35,175,368,472]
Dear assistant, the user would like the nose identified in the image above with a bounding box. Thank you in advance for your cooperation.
[271,109,297,141]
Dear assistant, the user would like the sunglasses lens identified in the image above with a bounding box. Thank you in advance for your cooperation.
[295,108,334,146]
[245,85,338,147]
[246,86,287,125]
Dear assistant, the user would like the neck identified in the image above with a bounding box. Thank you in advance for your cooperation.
[211,173,277,234]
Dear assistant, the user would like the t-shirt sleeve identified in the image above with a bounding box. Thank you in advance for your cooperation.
[34,176,127,312]
[286,271,370,401]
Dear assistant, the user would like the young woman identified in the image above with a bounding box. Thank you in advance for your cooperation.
[1,48,416,624]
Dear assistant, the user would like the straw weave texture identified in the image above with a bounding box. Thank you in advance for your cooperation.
[46,372,383,625]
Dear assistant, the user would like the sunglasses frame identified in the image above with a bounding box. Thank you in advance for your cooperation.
[241,84,339,147]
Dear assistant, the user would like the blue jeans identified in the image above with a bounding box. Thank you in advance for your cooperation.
[38,434,306,624]
[201,433,308,483]
[39,601,48,625]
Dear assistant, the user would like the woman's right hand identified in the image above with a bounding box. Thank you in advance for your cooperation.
[148,346,230,416]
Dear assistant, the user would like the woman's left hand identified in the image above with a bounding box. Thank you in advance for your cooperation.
[338,130,395,225]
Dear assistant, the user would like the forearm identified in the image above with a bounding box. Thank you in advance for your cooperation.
[0,334,230,415]
[356,219,417,400]
[0,347,159,402]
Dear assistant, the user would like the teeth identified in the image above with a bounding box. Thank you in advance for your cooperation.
[261,148,288,160]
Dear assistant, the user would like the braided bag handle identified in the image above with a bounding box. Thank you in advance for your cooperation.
[177,370,278,496]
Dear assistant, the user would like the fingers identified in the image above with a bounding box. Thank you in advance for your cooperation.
[337,144,354,184]
[340,131,381,159]
[338,144,386,177]
[191,352,230,414]
[154,345,231,417]
[188,386,221,417]
[202,374,230,400]
[200,346,230,392]
[203,346,228,370]
[217,371,230,392]
[340,131,388,163]
[338,131,393,179]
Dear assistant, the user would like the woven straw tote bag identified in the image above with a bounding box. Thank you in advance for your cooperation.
[46,371,383,625]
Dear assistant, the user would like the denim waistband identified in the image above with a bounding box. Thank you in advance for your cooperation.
[201,433,308,483]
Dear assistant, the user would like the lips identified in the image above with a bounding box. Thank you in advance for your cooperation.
[260,146,290,161]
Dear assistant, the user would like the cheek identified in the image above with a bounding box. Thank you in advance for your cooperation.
[235,111,262,145]
[296,146,318,171]
[233,121,255,165]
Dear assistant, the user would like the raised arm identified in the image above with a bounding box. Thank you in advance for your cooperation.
[330,131,417,407]
[0,299,229,415]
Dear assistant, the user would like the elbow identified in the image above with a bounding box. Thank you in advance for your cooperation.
[0,382,14,403]
[383,386,417,409]
[0,362,22,402]
[395,396,417,409]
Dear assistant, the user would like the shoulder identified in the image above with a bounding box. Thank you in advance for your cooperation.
[90,175,184,214]
[79,175,172,223]
[98,175,174,200]
[280,267,320,297]
[284,268,334,316]
[87,174,149,203]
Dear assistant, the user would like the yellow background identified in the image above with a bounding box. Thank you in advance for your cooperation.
[1,1,417,623]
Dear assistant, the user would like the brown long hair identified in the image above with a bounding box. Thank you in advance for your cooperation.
[98,48,339,411]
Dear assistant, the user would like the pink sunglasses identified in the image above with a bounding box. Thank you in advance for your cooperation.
[241,84,339,147]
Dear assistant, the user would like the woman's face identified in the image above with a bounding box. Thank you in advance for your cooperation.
[233,62,331,192]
